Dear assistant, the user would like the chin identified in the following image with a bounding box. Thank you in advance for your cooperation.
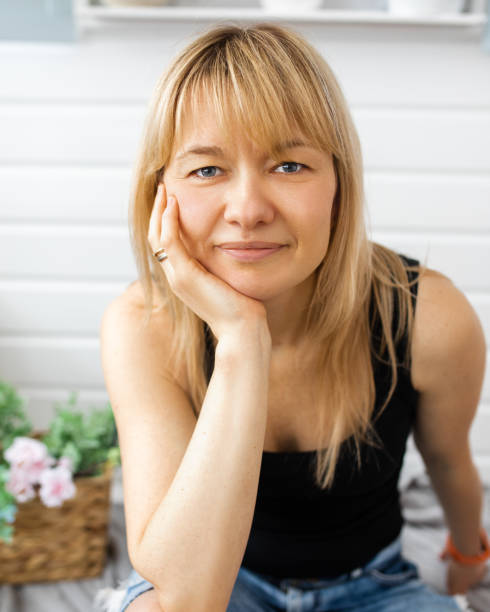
[234,287,274,302]
[222,279,270,300]
[224,275,288,302]
[199,257,291,301]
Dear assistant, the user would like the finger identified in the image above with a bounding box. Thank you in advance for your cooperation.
[160,196,195,274]
[161,196,179,249]
[148,182,165,243]
[148,182,166,247]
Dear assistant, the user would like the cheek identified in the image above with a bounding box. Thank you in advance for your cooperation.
[299,203,332,264]
[174,198,214,255]
[304,200,332,239]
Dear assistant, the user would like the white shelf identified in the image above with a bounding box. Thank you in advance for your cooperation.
[75,6,488,27]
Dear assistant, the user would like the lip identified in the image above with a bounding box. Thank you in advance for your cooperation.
[217,245,285,261]
[218,241,285,249]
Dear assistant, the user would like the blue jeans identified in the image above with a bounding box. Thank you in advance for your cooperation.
[118,535,461,611]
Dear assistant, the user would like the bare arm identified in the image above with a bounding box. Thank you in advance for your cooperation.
[411,269,487,593]
[136,322,271,612]
[108,182,274,612]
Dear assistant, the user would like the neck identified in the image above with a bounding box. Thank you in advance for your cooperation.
[264,274,316,352]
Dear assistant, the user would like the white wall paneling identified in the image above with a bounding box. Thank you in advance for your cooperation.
[0,280,126,335]
[0,167,131,223]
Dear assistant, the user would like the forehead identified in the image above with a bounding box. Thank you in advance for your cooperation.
[172,126,317,169]
[174,139,316,166]
[173,100,249,155]
[172,88,309,158]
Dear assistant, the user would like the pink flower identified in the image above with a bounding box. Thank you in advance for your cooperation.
[5,467,36,503]
[4,437,55,484]
[38,466,76,508]
[57,456,74,473]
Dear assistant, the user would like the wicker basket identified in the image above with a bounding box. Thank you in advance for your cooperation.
[0,436,114,584]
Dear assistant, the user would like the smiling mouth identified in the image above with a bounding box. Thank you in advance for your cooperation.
[217,245,285,261]
[218,241,285,249]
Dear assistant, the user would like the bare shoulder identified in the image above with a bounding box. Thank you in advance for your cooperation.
[101,279,188,392]
[410,265,486,392]
[409,266,486,465]
[102,279,168,342]
[116,278,166,314]
[104,278,170,325]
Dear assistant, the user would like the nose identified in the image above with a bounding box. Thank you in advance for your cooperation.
[222,172,275,229]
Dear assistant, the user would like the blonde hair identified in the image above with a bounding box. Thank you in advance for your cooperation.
[128,22,425,490]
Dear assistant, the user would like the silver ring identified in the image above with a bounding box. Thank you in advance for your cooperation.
[153,248,168,262]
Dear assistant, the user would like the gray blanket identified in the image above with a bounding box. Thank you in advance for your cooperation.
[1,471,489,611]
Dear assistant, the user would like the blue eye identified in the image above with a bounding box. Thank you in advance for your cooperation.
[193,166,223,179]
[276,162,306,174]
[190,162,306,180]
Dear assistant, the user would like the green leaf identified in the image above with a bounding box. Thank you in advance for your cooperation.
[41,395,119,477]
[0,521,14,544]
[0,381,33,455]
[0,465,11,485]
[0,503,17,524]
[59,441,82,473]
[106,446,121,467]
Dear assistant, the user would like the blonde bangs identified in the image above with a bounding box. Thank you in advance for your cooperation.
[169,25,339,166]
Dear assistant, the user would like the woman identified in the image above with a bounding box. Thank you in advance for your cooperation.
[97,23,488,612]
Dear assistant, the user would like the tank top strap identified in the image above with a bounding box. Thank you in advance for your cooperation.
[369,252,420,370]
[203,322,215,384]
[397,252,420,314]
[392,252,420,369]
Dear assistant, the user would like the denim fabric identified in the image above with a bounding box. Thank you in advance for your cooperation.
[118,568,156,611]
[118,535,461,611]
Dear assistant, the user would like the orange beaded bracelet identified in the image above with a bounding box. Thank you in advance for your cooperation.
[440,527,490,566]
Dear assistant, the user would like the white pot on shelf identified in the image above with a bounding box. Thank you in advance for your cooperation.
[261,0,324,11]
[387,0,465,15]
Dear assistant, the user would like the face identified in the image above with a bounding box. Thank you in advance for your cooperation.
[163,101,337,303]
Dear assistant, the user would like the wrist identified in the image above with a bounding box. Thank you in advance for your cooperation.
[216,320,271,361]
[441,527,490,566]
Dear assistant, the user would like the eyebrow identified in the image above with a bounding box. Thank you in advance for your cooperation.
[175,139,314,161]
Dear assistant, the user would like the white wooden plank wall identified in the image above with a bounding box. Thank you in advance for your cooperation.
[0,11,489,484]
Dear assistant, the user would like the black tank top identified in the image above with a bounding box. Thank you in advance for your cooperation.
[203,253,420,579]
